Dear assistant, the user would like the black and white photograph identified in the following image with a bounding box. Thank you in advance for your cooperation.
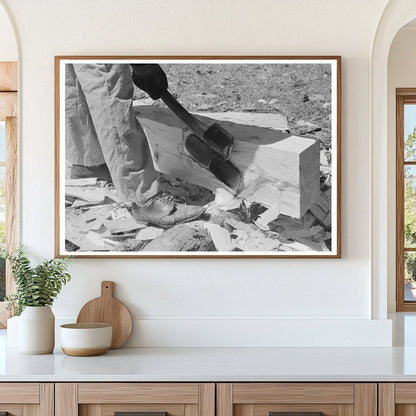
[55,57,340,257]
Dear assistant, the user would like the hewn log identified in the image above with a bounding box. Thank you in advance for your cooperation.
[143,222,215,252]
[135,106,320,218]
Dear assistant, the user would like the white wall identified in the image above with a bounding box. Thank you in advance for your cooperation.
[0,3,16,61]
[0,0,394,346]
[387,26,416,312]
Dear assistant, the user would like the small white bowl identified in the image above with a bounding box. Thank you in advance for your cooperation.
[60,323,112,356]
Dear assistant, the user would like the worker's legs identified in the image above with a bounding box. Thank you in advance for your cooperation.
[71,64,159,204]
[65,64,105,167]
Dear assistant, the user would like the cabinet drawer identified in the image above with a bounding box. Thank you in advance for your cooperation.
[0,383,53,415]
[56,383,215,416]
[217,383,376,416]
[78,383,200,404]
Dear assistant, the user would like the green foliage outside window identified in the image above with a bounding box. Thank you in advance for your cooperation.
[405,127,416,281]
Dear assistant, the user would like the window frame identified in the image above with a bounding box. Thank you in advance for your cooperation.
[0,62,17,327]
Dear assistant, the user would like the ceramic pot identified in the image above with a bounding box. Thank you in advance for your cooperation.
[60,323,112,356]
[19,306,55,354]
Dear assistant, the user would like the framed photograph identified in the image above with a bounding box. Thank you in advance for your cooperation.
[55,56,341,258]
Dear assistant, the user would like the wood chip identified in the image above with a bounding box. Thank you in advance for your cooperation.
[71,195,115,208]
[104,233,137,240]
[77,239,107,252]
[135,227,164,241]
[295,237,327,251]
[281,225,324,240]
[203,223,232,251]
[104,217,146,234]
[66,178,98,187]
[225,218,254,233]
[279,241,316,252]
[102,238,123,248]
[231,229,280,252]
[309,204,327,222]
[80,206,112,223]
[316,196,330,212]
[214,188,240,211]
[110,208,131,221]
[254,203,281,230]
[66,187,110,204]
[85,231,107,248]
[88,219,104,231]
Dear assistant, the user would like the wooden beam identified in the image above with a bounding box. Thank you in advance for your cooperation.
[0,62,17,92]
[136,106,320,218]
[0,92,17,120]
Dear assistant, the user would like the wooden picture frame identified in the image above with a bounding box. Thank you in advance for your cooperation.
[55,56,341,258]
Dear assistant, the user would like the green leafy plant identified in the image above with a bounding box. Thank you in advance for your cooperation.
[3,246,71,316]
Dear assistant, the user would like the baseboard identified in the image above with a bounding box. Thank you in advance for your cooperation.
[53,316,392,348]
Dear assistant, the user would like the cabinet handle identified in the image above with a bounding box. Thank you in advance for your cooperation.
[270,413,323,416]
[115,412,167,416]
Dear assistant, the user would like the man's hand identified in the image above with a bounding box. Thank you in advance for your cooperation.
[131,64,168,100]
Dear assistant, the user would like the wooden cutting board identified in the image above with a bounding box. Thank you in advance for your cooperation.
[76,281,133,349]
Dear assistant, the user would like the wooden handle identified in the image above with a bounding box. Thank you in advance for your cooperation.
[101,281,115,298]
[160,90,207,138]
[114,412,167,416]
[269,413,323,416]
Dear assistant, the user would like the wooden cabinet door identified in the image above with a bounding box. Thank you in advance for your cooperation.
[379,383,416,416]
[217,383,377,416]
[0,383,53,416]
[55,383,215,416]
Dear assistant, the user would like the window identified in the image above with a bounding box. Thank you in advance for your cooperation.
[0,62,17,326]
[396,89,416,310]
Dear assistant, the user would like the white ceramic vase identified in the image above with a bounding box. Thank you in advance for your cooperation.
[19,306,55,354]
[6,315,20,347]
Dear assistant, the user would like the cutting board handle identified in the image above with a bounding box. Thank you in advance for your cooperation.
[101,281,114,298]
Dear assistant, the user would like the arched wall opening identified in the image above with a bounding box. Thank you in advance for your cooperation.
[371,1,416,319]
[387,19,416,313]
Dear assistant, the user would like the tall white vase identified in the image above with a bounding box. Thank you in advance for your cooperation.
[19,306,55,354]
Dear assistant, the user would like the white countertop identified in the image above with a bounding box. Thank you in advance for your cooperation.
[3,313,416,382]
[3,345,416,382]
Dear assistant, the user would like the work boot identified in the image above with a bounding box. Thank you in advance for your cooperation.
[70,163,112,182]
[131,193,206,228]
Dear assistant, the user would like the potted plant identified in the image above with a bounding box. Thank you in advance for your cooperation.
[4,246,71,354]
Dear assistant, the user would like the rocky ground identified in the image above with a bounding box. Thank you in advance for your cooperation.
[64,63,334,254]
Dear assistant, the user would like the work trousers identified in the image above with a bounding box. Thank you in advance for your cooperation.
[65,64,159,204]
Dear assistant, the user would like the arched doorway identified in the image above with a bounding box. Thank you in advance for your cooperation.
[371,1,416,318]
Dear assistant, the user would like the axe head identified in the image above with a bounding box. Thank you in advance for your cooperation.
[184,134,212,169]
[203,123,234,160]
[184,134,241,192]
